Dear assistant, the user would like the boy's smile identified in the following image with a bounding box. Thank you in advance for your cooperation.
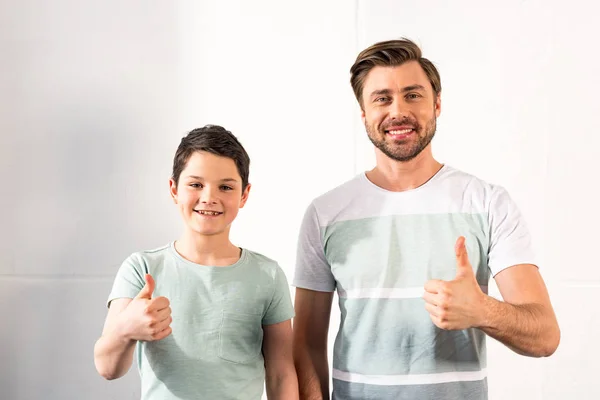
[170,151,250,238]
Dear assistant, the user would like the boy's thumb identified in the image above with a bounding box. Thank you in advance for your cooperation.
[135,274,155,299]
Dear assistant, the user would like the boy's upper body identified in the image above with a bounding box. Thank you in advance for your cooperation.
[108,242,293,400]
[94,125,299,400]
[292,39,560,400]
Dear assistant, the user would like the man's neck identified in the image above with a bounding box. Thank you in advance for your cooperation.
[366,147,443,192]
[175,230,241,266]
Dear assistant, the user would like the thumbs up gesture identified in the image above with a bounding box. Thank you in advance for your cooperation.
[119,274,172,341]
[423,237,485,330]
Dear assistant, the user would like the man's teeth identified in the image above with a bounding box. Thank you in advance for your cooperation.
[197,210,221,215]
[387,128,413,134]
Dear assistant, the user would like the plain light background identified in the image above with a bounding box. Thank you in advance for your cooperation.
[1,0,598,399]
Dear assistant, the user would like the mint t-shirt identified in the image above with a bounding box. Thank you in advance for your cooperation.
[107,242,295,400]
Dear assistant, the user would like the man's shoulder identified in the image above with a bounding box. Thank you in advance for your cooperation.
[306,174,364,215]
[438,165,506,200]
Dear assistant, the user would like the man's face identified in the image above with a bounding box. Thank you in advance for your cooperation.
[169,151,250,237]
[361,61,441,162]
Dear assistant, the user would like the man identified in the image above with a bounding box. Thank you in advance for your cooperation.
[292,39,559,400]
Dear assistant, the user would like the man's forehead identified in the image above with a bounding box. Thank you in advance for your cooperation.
[364,63,430,89]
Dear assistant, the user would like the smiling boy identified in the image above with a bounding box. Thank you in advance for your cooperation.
[94,125,298,400]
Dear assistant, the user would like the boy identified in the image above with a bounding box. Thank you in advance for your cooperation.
[94,125,298,400]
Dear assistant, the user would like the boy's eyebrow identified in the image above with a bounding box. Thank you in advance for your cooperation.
[185,175,239,183]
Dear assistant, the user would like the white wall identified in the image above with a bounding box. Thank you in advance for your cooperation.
[1,1,598,399]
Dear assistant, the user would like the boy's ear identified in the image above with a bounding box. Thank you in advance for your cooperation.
[169,178,178,204]
[239,183,251,208]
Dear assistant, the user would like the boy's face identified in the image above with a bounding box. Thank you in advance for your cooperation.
[169,151,250,238]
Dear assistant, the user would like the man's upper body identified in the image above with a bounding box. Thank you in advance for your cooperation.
[292,39,559,400]
[94,125,299,400]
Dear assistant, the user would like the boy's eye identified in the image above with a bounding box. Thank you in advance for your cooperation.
[190,183,203,188]
[220,185,233,191]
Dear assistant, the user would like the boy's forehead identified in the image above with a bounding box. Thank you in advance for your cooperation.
[182,151,241,180]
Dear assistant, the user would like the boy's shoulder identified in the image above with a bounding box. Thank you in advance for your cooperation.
[242,248,283,278]
[122,243,172,268]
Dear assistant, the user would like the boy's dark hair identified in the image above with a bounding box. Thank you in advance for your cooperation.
[172,125,250,190]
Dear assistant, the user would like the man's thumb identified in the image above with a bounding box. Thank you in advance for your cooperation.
[454,236,473,278]
[135,274,155,299]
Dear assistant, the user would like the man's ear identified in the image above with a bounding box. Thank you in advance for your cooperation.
[360,105,366,125]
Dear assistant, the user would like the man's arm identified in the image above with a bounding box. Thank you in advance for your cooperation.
[423,236,560,358]
[263,319,299,400]
[293,288,334,400]
[480,263,560,357]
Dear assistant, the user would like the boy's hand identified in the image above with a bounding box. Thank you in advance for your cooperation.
[117,274,173,342]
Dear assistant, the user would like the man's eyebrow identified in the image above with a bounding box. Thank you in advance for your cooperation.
[369,85,427,98]
[401,84,426,92]
[369,89,392,98]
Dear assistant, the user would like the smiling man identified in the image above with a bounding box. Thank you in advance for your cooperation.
[292,39,560,400]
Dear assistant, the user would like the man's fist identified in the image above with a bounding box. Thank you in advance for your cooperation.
[423,237,485,330]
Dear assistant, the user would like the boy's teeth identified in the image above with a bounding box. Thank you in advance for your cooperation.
[199,211,220,215]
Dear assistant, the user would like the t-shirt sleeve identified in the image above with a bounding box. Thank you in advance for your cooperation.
[293,202,336,292]
[488,185,538,276]
[106,253,147,307]
[262,266,295,325]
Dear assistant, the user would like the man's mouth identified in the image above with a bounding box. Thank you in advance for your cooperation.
[385,128,414,135]
[194,210,223,216]
[384,126,415,139]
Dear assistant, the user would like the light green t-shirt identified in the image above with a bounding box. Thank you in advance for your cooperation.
[107,242,295,400]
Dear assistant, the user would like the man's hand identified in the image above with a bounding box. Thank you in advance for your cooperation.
[117,274,173,342]
[423,236,485,330]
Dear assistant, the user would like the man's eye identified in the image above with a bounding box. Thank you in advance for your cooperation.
[406,93,421,100]
[375,97,389,103]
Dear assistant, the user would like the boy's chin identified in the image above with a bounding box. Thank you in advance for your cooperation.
[189,225,227,237]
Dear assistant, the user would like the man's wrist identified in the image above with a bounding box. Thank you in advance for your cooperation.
[475,294,495,329]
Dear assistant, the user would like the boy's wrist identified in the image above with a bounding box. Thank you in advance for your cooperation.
[109,315,135,344]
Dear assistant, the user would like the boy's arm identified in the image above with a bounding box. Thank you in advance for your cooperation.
[293,288,333,400]
[94,274,172,380]
[262,319,299,400]
[94,298,137,380]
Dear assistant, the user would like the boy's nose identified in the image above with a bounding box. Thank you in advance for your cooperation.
[200,188,217,204]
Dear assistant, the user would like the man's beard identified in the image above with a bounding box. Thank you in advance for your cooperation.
[366,115,437,162]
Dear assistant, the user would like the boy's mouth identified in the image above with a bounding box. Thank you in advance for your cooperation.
[194,210,223,216]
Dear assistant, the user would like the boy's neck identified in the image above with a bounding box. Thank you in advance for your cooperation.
[175,232,242,267]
